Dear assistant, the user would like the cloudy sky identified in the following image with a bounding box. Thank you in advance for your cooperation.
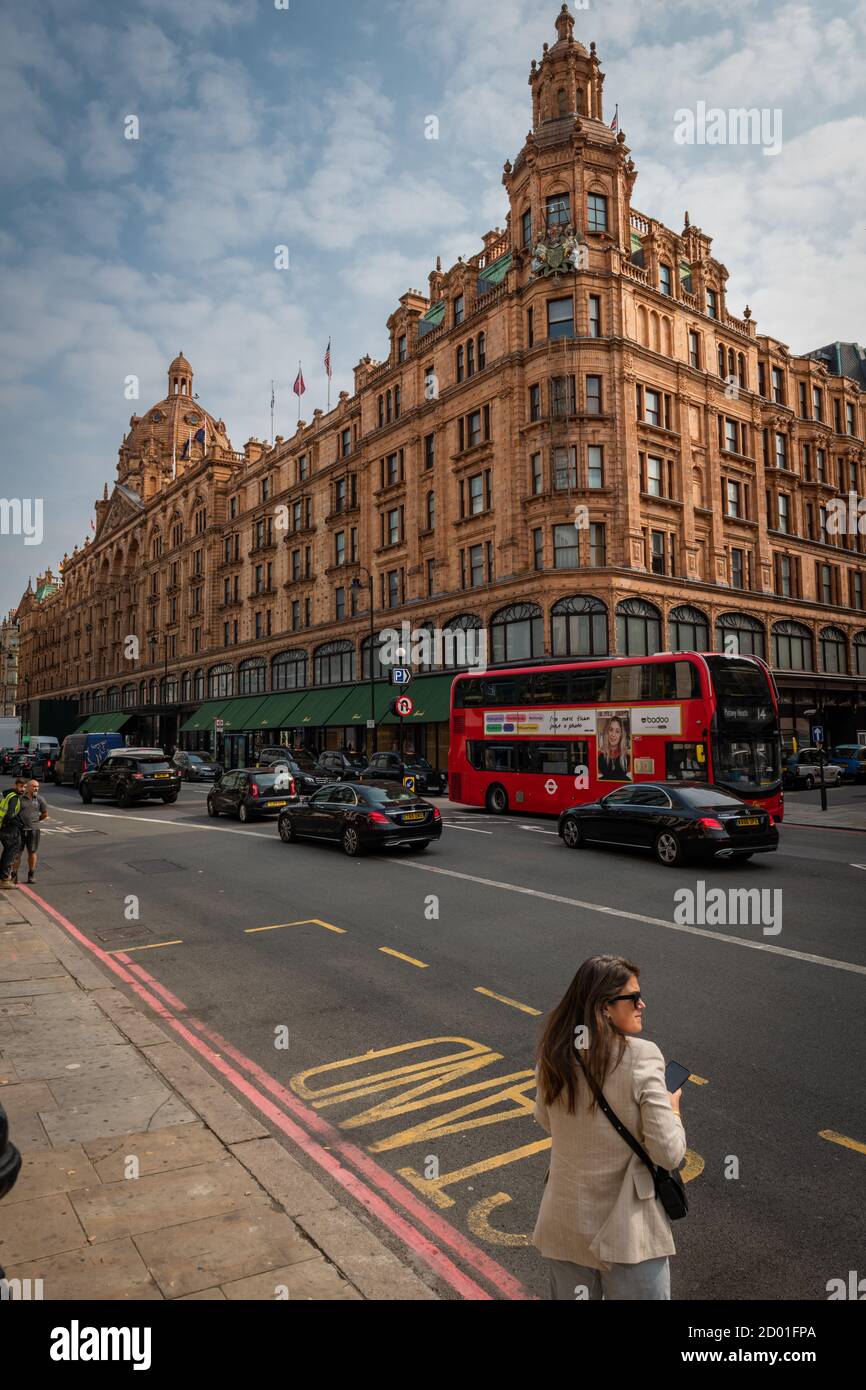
[1,0,864,614]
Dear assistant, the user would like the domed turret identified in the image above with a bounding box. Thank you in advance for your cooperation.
[167,352,193,398]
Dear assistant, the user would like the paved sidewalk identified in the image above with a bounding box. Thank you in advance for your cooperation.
[0,890,437,1301]
[783,798,866,833]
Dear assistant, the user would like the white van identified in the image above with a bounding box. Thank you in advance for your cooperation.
[26,735,61,758]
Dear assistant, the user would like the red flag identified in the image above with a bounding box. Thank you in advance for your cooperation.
[293,368,306,397]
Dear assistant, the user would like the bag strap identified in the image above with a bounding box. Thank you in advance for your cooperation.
[577,1057,658,1181]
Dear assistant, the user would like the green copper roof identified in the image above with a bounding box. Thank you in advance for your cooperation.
[477,251,512,292]
[418,301,445,337]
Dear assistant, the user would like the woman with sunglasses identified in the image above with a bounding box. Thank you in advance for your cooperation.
[533,954,686,1300]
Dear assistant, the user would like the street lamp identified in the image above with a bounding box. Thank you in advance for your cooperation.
[351,567,376,758]
[149,634,169,749]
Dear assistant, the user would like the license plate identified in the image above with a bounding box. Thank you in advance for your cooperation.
[403,812,425,822]
[737,818,760,828]
[265,800,287,808]
[154,773,171,779]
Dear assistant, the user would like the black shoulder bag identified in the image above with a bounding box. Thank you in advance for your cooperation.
[578,1059,688,1221]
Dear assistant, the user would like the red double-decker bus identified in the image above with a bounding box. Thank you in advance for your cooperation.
[448,651,784,821]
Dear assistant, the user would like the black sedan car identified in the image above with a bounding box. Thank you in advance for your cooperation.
[277,781,442,856]
[558,782,779,867]
[255,748,330,796]
[316,749,369,781]
[207,768,299,822]
[172,750,222,783]
[80,749,182,807]
[357,752,447,795]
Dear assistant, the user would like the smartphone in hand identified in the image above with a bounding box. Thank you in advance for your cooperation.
[665,1061,690,1093]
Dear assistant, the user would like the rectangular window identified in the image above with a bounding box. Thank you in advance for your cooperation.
[468,473,485,515]
[468,410,483,447]
[778,493,790,533]
[527,307,534,347]
[427,557,436,596]
[589,523,606,568]
[816,447,826,481]
[547,297,574,340]
[588,295,601,338]
[522,209,532,246]
[725,418,739,453]
[659,263,672,296]
[588,445,604,489]
[297,454,308,482]
[533,527,544,571]
[546,193,570,229]
[775,432,788,469]
[385,453,399,485]
[469,544,484,588]
[456,345,465,383]
[644,388,661,426]
[651,530,666,575]
[291,600,300,630]
[772,366,785,405]
[529,384,541,422]
[726,480,741,517]
[819,563,833,604]
[341,428,352,457]
[335,587,346,620]
[335,531,346,566]
[531,452,543,495]
[689,330,700,369]
[454,295,465,325]
[553,446,577,491]
[645,455,663,497]
[397,335,407,363]
[551,375,575,416]
[847,402,856,436]
[706,288,718,320]
[554,524,579,569]
[387,570,400,607]
[587,193,608,233]
[586,375,602,414]
[758,362,766,397]
[424,433,435,469]
[731,549,744,589]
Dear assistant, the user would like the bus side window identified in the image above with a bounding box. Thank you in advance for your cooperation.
[665,743,708,782]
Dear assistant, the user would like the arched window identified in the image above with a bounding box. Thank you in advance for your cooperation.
[149,679,158,705]
[855,632,866,677]
[772,621,813,671]
[121,683,136,708]
[138,680,147,706]
[727,348,735,379]
[718,345,726,377]
[193,668,205,701]
[714,613,766,660]
[181,672,192,703]
[617,599,661,656]
[443,613,483,670]
[208,663,234,699]
[93,690,106,713]
[107,686,120,711]
[161,675,178,704]
[478,332,486,369]
[551,596,608,657]
[361,634,388,681]
[668,605,710,652]
[491,604,543,664]
[239,658,267,695]
[272,650,307,692]
[820,626,848,674]
[315,640,354,686]
[737,353,747,389]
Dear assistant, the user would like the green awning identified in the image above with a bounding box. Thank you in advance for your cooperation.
[286,688,357,729]
[325,682,393,728]
[179,700,232,734]
[74,713,131,734]
[218,697,271,732]
[247,692,309,730]
[381,674,454,724]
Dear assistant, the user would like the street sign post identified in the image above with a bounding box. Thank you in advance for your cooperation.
[811,725,824,746]
[393,696,414,719]
[811,725,827,812]
[391,668,412,688]
[214,719,224,732]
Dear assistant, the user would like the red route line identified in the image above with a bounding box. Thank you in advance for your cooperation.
[18,885,532,1302]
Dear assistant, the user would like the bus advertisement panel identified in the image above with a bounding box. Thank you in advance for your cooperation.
[448,651,783,821]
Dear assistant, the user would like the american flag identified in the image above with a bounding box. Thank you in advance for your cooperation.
[324,339,332,379]
[610,106,619,133]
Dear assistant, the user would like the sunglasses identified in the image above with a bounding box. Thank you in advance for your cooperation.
[609,991,644,1006]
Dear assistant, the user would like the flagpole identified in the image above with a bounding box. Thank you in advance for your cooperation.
[298,361,301,423]
[270,380,275,445]
[327,340,331,413]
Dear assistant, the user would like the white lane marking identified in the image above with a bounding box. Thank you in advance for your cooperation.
[55,807,273,838]
[441,823,494,835]
[851,864,866,871]
[392,861,866,976]
[519,825,559,836]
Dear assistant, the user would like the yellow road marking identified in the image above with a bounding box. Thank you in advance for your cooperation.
[245,918,345,935]
[681,1149,705,1183]
[819,1129,866,1156]
[106,940,183,955]
[467,1193,530,1247]
[475,987,541,1017]
[688,1074,709,1086]
[379,948,428,969]
[399,1138,551,1209]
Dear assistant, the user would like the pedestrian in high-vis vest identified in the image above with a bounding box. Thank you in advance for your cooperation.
[0,778,27,888]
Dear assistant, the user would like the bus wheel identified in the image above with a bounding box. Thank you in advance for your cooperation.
[654,831,682,867]
[561,816,584,849]
[486,785,508,814]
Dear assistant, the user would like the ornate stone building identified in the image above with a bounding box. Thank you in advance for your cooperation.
[1,614,19,720]
[16,6,866,763]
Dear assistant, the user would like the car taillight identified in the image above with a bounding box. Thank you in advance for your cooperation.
[289,779,296,796]
[697,817,724,831]
[368,811,389,824]
[132,773,143,781]
[433,807,441,821]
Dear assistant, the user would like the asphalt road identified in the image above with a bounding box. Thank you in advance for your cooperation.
[18,779,866,1301]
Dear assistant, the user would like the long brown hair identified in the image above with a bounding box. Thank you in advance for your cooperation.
[537,955,640,1113]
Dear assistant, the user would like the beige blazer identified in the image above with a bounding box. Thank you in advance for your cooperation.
[533,1036,686,1269]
